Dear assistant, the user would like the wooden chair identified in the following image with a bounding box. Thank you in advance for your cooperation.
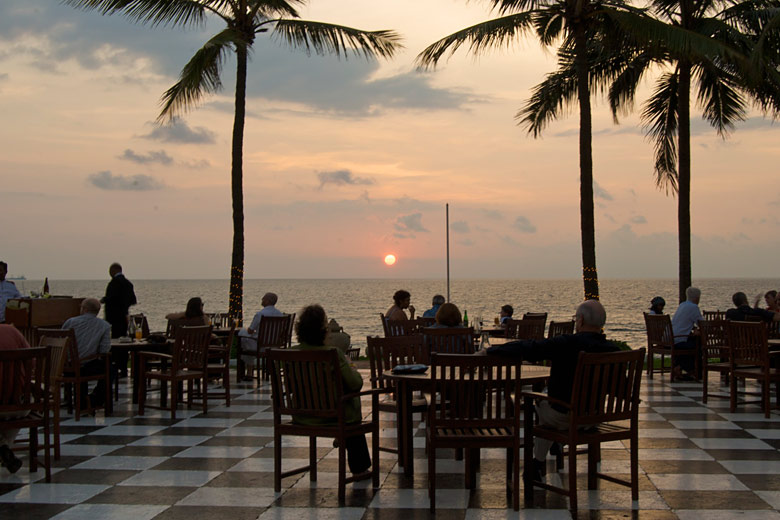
[0,346,51,482]
[129,314,150,338]
[427,353,524,511]
[346,347,360,362]
[703,310,725,321]
[505,319,545,341]
[138,325,212,419]
[548,320,575,339]
[699,319,730,403]
[523,348,645,512]
[523,311,548,324]
[383,315,421,337]
[255,315,292,380]
[47,328,112,421]
[193,322,234,408]
[421,327,475,364]
[366,336,428,455]
[643,313,697,382]
[36,330,69,460]
[727,321,780,418]
[268,348,383,503]
[417,316,436,327]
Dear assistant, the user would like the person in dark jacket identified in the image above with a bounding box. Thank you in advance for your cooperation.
[483,299,618,477]
[726,292,780,323]
[102,263,137,377]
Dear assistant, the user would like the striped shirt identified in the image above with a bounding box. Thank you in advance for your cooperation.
[62,313,111,361]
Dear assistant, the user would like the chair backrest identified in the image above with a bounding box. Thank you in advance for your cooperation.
[744,314,765,323]
[384,317,420,337]
[38,328,80,375]
[37,329,70,387]
[130,314,150,338]
[256,315,292,349]
[698,319,728,361]
[0,347,50,415]
[548,320,575,339]
[523,312,548,323]
[173,325,212,370]
[727,320,769,366]
[429,353,522,429]
[167,317,206,338]
[569,348,645,427]
[268,348,343,422]
[421,327,475,363]
[285,313,296,347]
[702,310,725,321]
[643,313,674,348]
[366,335,425,392]
[417,316,435,327]
[505,319,545,341]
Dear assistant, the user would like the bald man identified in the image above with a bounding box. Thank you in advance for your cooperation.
[484,300,619,479]
[62,298,112,409]
[237,292,284,380]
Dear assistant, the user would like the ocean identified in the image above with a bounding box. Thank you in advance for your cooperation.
[16,278,779,352]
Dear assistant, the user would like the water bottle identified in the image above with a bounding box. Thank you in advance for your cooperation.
[128,319,136,340]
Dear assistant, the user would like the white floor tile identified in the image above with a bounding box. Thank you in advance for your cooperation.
[648,473,749,491]
[671,420,741,430]
[369,488,470,509]
[173,445,261,458]
[128,435,211,447]
[676,511,780,520]
[88,425,168,436]
[720,460,780,474]
[228,457,307,473]
[170,418,244,428]
[638,449,713,461]
[690,438,775,450]
[257,507,365,520]
[215,426,274,437]
[176,486,277,507]
[0,483,108,504]
[117,470,220,487]
[72,456,168,471]
[50,503,169,520]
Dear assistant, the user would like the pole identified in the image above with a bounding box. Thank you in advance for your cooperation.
[446,203,450,302]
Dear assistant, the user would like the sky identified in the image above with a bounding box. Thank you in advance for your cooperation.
[1,0,779,280]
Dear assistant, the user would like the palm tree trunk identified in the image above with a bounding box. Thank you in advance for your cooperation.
[575,24,599,301]
[677,62,692,303]
[228,44,248,324]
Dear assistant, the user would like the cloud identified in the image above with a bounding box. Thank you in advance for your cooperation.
[593,181,613,201]
[482,209,503,220]
[394,213,429,236]
[630,215,647,224]
[117,149,173,166]
[181,158,211,169]
[0,73,8,82]
[87,170,163,191]
[450,221,470,234]
[513,216,537,233]
[317,169,374,189]
[139,120,217,144]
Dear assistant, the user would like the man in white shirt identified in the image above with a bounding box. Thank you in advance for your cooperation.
[670,287,703,379]
[0,262,22,323]
[62,298,112,408]
[238,293,283,379]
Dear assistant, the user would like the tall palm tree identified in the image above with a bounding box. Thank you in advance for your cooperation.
[418,0,644,301]
[606,0,780,302]
[65,0,402,322]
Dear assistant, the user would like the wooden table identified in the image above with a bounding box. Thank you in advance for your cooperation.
[383,363,550,477]
[111,339,172,404]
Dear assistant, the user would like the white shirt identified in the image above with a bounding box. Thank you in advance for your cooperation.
[671,300,703,344]
[62,312,112,360]
[0,280,22,322]
[238,305,283,339]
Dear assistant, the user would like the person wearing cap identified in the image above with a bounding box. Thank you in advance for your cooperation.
[324,318,351,353]
[649,297,666,315]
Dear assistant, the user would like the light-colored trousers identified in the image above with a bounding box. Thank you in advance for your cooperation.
[534,400,571,461]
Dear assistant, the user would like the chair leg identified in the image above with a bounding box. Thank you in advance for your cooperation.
[702,367,709,403]
[730,368,737,412]
[337,436,346,504]
[274,431,282,492]
[631,432,639,501]
[53,391,61,460]
[170,378,178,420]
[74,382,81,422]
[428,437,436,512]
[568,439,578,512]
[202,376,208,416]
[763,377,770,419]
[523,400,535,506]
[309,436,317,482]
[223,366,231,407]
[138,359,147,416]
[587,443,599,489]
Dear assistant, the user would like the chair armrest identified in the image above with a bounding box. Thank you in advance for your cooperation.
[343,388,392,402]
[521,391,571,411]
[138,351,173,361]
[80,353,100,363]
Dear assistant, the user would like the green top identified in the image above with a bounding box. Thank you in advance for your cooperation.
[291,342,364,425]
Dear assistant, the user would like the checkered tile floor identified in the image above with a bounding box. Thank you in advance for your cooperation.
[2,369,780,519]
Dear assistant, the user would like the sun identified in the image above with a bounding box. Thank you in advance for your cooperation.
[384,254,397,266]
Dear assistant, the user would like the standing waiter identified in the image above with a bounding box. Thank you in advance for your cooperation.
[101,262,136,377]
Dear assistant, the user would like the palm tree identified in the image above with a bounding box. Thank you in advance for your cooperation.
[418,0,644,301]
[606,0,780,302]
[65,0,402,322]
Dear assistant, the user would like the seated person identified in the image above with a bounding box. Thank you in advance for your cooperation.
[0,324,30,474]
[422,294,446,319]
[726,291,780,322]
[165,297,210,326]
[483,300,618,479]
[754,290,779,312]
[432,302,464,328]
[500,304,514,326]
[237,292,283,379]
[385,290,415,321]
[324,318,351,353]
[62,298,112,408]
[670,287,703,379]
[291,304,371,475]
[648,296,665,315]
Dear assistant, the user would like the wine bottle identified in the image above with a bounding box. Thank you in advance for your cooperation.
[463,309,469,327]
[42,277,49,296]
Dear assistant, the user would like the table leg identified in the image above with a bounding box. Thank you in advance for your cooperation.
[396,379,414,477]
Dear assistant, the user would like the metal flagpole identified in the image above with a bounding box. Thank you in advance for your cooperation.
[446,203,450,302]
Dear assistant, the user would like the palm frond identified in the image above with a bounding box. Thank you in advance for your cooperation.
[250,0,302,19]
[489,0,541,16]
[516,67,578,137]
[694,62,747,136]
[158,27,240,121]
[416,13,535,70]
[608,52,653,121]
[62,0,210,27]
[271,20,402,60]
[534,7,566,46]
[641,72,679,193]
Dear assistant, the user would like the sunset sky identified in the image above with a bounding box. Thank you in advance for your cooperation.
[1,0,779,280]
